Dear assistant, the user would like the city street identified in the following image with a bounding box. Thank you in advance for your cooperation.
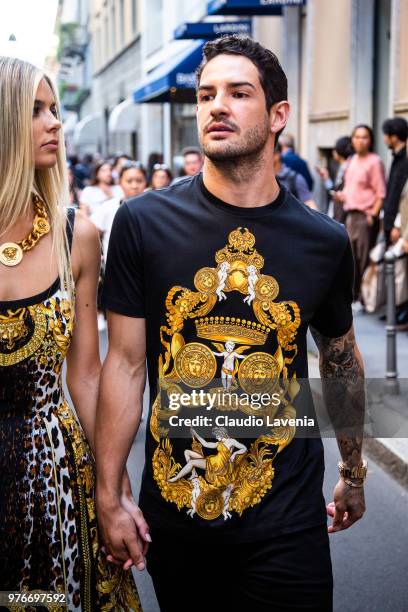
[99,330,408,612]
[2,0,408,608]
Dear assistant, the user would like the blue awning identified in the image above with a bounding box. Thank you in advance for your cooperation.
[207,0,305,16]
[133,42,204,104]
[174,20,252,40]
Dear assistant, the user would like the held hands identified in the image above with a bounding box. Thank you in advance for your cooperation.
[97,473,151,571]
[327,478,366,533]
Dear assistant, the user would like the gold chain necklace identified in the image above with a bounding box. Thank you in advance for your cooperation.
[0,195,51,267]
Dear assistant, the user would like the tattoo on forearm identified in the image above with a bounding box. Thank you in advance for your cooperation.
[311,326,364,383]
[310,325,365,466]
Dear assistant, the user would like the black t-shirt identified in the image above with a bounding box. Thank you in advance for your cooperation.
[102,174,353,542]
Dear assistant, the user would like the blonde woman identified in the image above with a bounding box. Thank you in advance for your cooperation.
[0,57,147,610]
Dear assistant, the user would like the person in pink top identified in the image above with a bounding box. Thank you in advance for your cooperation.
[335,124,386,306]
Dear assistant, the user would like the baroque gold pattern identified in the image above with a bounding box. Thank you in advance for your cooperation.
[0,306,47,367]
[152,227,302,521]
[0,195,50,267]
[195,316,270,345]
[174,342,217,387]
[0,308,28,349]
[0,286,141,610]
[238,352,281,394]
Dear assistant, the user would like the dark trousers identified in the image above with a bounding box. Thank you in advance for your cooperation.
[346,211,379,302]
[146,524,333,612]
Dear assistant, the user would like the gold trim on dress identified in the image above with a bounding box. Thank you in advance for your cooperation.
[0,306,48,367]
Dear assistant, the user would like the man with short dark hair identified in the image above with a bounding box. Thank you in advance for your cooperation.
[280,132,314,190]
[172,146,203,184]
[274,142,317,208]
[382,117,408,245]
[96,35,367,612]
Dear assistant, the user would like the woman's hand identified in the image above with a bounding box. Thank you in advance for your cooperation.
[121,471,151,557]
[101,472,151,570]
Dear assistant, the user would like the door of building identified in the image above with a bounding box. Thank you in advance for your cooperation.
[373,0,391,163]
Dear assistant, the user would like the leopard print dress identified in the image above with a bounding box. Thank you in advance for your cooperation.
[0,209,142,612]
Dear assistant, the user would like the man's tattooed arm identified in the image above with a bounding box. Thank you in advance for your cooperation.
[310,324,366,532]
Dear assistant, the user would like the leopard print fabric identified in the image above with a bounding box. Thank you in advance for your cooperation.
[0,210,142,612]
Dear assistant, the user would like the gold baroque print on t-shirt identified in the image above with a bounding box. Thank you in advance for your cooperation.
[151,227,302,522]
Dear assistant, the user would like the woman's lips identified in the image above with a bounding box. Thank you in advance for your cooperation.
[42,141,58,150]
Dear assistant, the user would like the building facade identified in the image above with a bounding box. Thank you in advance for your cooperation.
[281,0,408,200]
[88,0,142,157]
[63,0,408,199]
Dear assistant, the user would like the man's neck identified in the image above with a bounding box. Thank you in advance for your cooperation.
[202,155,280,208]
[393,142,406,155]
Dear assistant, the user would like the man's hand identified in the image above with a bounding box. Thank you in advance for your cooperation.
[97,495,149,571]
[327,479,366,533]
[315,165,329,181]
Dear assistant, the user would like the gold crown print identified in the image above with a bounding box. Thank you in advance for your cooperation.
[195,316,270,345]
[215,227,264,270]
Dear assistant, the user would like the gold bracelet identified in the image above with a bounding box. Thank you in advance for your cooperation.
[338,459,368,480]
[342,477,365,488]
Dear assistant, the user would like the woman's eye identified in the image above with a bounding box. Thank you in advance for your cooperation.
[33,106,40,116]
[51,106,59,117]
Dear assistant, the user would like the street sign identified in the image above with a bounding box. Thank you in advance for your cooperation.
[207,0,305,16]
[174,20,252,40]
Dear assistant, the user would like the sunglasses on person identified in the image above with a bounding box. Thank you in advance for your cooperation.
[122,161,145,170]
[153,163,170,171]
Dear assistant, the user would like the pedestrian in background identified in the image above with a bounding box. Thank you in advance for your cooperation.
[91,161,148,263]
[0,56,142,611]
[150,163,173,189]
[335,124,386,308]
[80,160,123,216]
[316,136,353,223]
[382,117,408,246]
[67,161,80,207]
[112,152,131,183]
[172,146,203,184]
[274,142,317,208]
[280,132,314,190]
[396,179,408,256]
[91,161,147,331]
[68,154,91,190]
[147,151,164,181]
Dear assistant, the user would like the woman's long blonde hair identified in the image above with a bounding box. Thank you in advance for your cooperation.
[0,56,73,299]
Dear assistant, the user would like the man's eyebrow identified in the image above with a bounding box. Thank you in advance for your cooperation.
[227,81,256,90]
[197,81,256,91]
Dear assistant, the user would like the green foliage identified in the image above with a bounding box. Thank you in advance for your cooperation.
[57,22,80,61]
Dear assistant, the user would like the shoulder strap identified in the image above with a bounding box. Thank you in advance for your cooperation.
[66,207,76,253]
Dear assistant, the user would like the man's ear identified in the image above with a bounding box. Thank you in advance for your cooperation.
[270,101,290,136]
